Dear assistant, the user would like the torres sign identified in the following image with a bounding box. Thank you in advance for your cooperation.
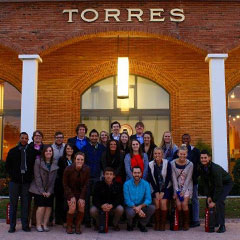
[63,8,185,23]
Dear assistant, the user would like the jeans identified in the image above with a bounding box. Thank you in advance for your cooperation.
[9,181,30,229]
[125,205,155,227]
[191,184,199,223]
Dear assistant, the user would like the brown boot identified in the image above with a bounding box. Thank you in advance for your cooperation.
[75,212,84,234]
[159,210,168,231]
[66,213,74,234]
[154,209,161,231]
[183,210,189,231]
[178,210,183,230]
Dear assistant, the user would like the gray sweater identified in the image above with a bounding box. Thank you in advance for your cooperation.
[171,159,193,197]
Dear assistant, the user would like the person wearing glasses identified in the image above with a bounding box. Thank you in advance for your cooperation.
[52,131,65,162]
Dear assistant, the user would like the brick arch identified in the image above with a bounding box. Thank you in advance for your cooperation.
[69,60,181,140]
[226,70,240,94]
[40,30,206,57]
[0,65,21,92]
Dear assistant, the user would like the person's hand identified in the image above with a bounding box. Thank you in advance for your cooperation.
[78,199,85,208]
[106,204,113,212]
[180,191,184,197]
[173,193,177,200]
[68,197,76,206]
[45,192,51,198]
[42,192,47,197]
[207,197,212,205]
[138,209,146,218]
[155,192,160,200]
[208,202,215,208]
[133,206,142,214]
[101,204,109,211]
[159,192,164,199]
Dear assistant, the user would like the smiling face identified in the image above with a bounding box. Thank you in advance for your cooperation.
[136,124,144,135]
[132,167,142,182]
[154,149,163,163]
[200,153,211,166]
[100,131,108,143]
[120,133,129,144]
[20,133,29,146]
[178,149,187,161]
[33,132,43,144]
[44,147,53,161]
[131,140,140,152]
[109,140,117,151]
[75,154,85,169]
[112,123,120,135]
[90,132,99,145]
[77,127,86,138]
[104,170,115,184]
[55,134,64,146]
[163,132,171,144]
[66,145,74,157]
[182,135,191,146]
[144,133,151,145]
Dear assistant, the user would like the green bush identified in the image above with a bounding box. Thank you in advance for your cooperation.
[195,139,212,155]
[0,161,7,178]
[230,159,240,195]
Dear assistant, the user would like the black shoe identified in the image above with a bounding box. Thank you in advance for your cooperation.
[85,222,91,228]
[190,221,200,228]
[138,222,148,232]
[22,226,31,232]
[217,225,226,233]
[8,227,16,233]
[127,224,134,231]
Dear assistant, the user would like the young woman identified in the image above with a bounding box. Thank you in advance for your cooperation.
[148,147,172,231]
[160,131,178,162]
[63,152,90,234]
[99,131,109,148]
[124,139,148,180]
[29,145,58,232]
[141,131,157,162]
[119,132,130,156]
[55,143,75,225]
[171,145,193,231]
[101,140,125,183]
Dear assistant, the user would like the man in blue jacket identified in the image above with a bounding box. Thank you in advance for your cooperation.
[124,166,155,232]
[82,129,105,227]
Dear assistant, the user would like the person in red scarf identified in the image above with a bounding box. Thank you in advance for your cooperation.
[124,139,148,180]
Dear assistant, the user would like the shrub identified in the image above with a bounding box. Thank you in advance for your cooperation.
[230,159,240,195]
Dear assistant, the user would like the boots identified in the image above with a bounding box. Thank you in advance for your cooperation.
[75,211,84,234]
[183,210,190,231]
[178,210,183,230]
[154,209,161,230]
[159,210,168,231]
[66,213,74,234]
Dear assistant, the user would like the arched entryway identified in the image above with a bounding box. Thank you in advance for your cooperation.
[81,74,170,144]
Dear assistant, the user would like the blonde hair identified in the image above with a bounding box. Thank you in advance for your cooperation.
[178,144,188,152]
[159,131,174,148]
[153,147,164,155]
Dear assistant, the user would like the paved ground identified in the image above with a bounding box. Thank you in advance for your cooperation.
[0,220,240,240]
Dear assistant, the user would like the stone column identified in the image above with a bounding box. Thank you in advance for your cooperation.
[18,54,42,138]
[205,54,228,171]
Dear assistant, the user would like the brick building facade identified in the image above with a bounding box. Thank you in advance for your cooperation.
[1,0,240,169]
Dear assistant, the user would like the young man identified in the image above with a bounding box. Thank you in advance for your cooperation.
[82,129,105,227]
[67,123,89,153]
[124,166,155,232]
[52,131,65,225]
[52,131,65,162]
[130,122,145,144]
[90,167,124,232]
[199,150,233,233]
[181,133,201,227]
[6,132,34,233]
[110,121,121,141]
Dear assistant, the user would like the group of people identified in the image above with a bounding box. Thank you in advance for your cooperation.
[5,121,233,234]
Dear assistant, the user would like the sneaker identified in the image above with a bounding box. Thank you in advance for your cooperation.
[127,224,134,231]
[138,222,148,232]
[8,227,16,233]
[36,226,44,232]
[217,225,226,233]
[43,226,50,232]
[190,221,200,228]
[22,226,31,232]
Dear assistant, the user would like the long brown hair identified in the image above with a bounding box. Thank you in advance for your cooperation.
[41,145,54,164]
[129,139,143,158]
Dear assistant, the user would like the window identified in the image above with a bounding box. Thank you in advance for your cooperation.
[81,75,170,144]
[0,81,21,160]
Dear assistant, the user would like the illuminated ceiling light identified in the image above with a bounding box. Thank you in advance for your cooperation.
[117,57,129,98]
[233,117,236,121]
[231,92,235,99]
[237,115,240,119]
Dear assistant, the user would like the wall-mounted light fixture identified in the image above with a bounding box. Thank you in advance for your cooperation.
[117,57,129,98]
